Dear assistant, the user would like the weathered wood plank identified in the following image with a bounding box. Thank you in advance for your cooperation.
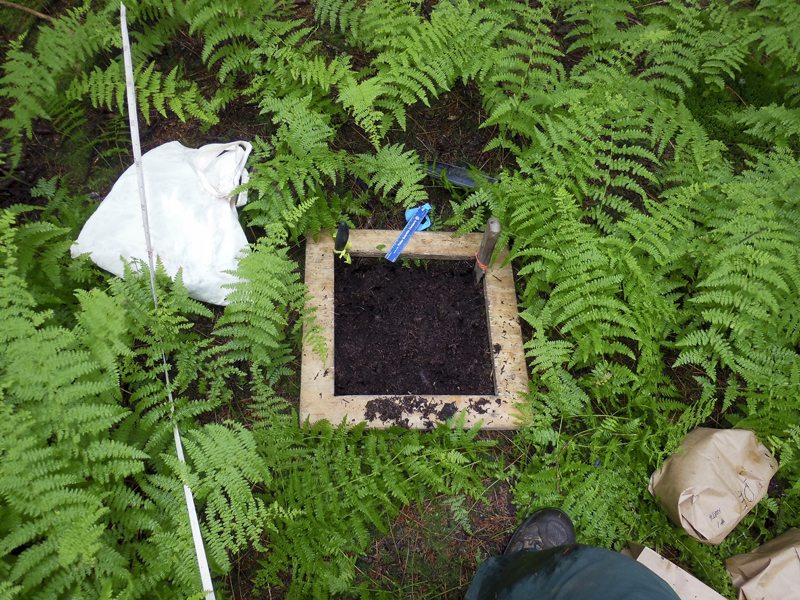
[304,394,521,430]
[349,230,484,259]
[484,250,529,399]
[300,230,335,412]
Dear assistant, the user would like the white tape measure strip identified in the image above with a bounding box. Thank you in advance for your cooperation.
[120,5,215,598]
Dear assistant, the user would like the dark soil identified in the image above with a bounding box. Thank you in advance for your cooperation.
[334,258,493,396]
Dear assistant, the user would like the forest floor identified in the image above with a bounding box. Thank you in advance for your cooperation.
[2,1,783,598]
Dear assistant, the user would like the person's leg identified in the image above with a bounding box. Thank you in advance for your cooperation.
[465,508,680,600]
[466,544,681,600]
[465,508,577,600]
[465,545,573,600]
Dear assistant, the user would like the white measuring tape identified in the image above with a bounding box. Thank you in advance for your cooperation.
[120,5,215,598]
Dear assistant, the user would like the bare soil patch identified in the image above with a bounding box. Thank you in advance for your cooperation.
[334,257,494,397]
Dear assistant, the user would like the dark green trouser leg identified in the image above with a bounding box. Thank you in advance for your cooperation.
[465,544,681,600]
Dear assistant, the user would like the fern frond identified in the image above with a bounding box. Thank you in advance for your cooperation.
[351,143,427,208]
[732,104,800,146]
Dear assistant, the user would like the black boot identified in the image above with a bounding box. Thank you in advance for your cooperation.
[505,507,576,554]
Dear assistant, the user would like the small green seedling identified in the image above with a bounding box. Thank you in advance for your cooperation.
[334,239,352,264]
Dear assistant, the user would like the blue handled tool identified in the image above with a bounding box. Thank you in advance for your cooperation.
[385,204,431,263]
[404,207,431,231]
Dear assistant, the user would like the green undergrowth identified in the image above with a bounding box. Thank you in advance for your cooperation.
[2,0,800,599]
[350,493,501,600]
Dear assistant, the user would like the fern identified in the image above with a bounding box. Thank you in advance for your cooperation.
[0,207,268,599]
[444,187,500,237]
[252,415,493,599]
[314,0,364,39]
[243,97,349,236]
[749,0,800,105]
[0,2,199,166]
[563,0,755,97]
[181,423,271,571]
[481,2,564,116]
[338,78,397,147]
[512,185,639,370]
[68,61,220,125]
[676,150,800,440]
[368,0,506,103]
[0,5,112,146]
[732,103,800,147]
[351,143,428,208]
[214,234,313,395]
[483,64,710,229]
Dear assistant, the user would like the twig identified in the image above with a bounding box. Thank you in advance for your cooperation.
[725,84,750,108]
[402,546,411,586]
[427,581,470,599]
[0,171,29,186]
[737,226,766,245]
[0,0,54,22]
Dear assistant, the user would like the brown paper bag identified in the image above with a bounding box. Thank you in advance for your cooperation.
[649,428,778,545]
[623,543,727,600]
[725,528,800,600]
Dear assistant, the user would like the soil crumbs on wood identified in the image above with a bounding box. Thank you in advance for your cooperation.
[363,395,464,429]
[334,258,493,396]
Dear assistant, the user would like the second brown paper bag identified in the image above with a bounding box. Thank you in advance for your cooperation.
[725,528,800,600]
[649,428,777,545]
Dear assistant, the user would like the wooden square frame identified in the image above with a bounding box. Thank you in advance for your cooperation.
[300,229,527,429]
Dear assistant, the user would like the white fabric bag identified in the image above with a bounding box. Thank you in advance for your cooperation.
[71,141,252,305]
